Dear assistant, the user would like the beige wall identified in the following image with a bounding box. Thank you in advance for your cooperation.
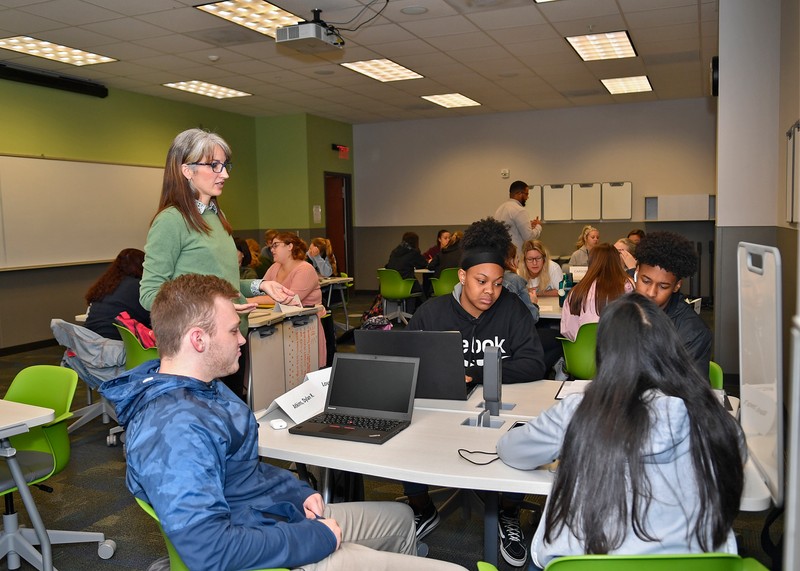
[352,98,718,287]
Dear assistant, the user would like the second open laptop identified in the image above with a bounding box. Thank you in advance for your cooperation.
[354,329,470,400]
[288,353,419,445]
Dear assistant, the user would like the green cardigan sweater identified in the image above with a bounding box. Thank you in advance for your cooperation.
[140,207,258,331]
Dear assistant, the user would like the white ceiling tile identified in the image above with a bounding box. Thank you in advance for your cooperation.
[0,0,720,122]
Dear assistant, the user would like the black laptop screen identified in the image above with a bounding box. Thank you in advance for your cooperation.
[327,355,417,414]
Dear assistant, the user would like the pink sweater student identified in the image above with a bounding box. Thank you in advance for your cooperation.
[560,280,634,341]
[264,260,326,366]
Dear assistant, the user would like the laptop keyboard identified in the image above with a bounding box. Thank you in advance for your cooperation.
[317,413,402,432]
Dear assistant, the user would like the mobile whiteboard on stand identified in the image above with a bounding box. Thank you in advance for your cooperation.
[738,242,783,507]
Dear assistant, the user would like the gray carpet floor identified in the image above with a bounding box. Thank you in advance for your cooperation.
[0,294,782,570]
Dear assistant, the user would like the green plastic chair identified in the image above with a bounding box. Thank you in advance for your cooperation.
[2,365,115,566]
[135,497,286,571]
[477,562,499,571]
[430,267,460,296]
[709,360,724,390]
[543,553,769,570]
[377,268,421,325]
[114,323,159,369]
[557,322,598,380]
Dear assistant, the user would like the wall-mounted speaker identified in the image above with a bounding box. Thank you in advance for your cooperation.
[0,61,108,98]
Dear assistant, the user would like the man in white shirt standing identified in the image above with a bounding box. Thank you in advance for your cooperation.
[494,180,542,251]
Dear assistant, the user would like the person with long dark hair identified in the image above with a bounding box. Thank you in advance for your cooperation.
[139,128,296,398]
[498,293,745,569]
[560,242,633,341]
[85,248,150,340]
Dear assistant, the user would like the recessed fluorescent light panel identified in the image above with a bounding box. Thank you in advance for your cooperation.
[163,80,251,99]
[533,0,560,3]
[566,30,636,62]
[601,75,652,94]
[195,0,302,38]
[340,59,422,82]
[0,36,115,66]
[422,93,481,108]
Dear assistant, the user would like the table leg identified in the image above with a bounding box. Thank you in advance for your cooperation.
[320,468,332,504]
[1,439,53,571]
[483,491,498,566]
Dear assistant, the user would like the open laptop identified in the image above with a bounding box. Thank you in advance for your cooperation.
[355,329,470,400]
[288,353,419,445]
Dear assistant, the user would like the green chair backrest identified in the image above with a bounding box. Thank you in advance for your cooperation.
[377,268,416,300]
[340,272,354,287]
[114,323,159,370]
[544,553,769,571]
[431,267,460,296]
[557,322,598,380]
[709,360,724,390]
[3,365,78,484]
[134,497,287,571]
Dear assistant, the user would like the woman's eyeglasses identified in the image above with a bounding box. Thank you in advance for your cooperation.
[525,256,544,263]
[269,242,288,250]
[187,160,232,173]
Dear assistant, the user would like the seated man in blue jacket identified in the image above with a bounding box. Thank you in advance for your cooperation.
[101,273,465,571]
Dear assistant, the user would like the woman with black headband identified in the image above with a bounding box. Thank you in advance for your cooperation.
[402,217,546,567]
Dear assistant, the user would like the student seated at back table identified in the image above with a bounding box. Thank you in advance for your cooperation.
[101,274,466,571]
[567,225,599,268]
[85,248,150,340]
[560,243,634,342]
[518,239,562,297]
[403,217,546,568]
[633,230,712,379]
[307,237,337,278]
[497,293,745,570]
[423,228,451,262]
[504,244,562,375]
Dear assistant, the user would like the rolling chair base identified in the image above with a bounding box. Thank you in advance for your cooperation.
[1,511,116,570]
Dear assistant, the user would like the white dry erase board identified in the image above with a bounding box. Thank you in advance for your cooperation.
[738,242,783,506]
[571,183,601,220]
[526,184,542,221]
[542,184,572,221]
[601,182,632,220]
[0,155,162,270]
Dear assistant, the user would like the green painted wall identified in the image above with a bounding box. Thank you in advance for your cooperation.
[255,114,309,229]
[0,80,259,227]
[254,114,353,231]
[307,114,354,229]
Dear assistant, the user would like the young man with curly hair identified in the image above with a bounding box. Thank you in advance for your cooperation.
[634,231,712,379]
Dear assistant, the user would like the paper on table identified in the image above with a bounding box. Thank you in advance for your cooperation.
[554,379,591,400]
[274,295,306,314]
[264,367,331,424]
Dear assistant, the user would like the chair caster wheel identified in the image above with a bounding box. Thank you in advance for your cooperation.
[106,434,117,447]
[98,539,116,559]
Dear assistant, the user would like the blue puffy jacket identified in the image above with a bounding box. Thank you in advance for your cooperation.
[101,362,337,570]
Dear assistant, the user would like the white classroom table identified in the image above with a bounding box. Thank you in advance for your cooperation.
[535,297,561,320]
[319,276,354,331]
[0,400,56,571]
[258,379,771,563]
[257,381,558,565]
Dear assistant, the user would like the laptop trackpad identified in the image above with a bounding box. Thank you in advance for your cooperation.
[323,425,355,434]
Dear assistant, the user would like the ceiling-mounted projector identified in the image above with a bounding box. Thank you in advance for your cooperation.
[276,9,343,53]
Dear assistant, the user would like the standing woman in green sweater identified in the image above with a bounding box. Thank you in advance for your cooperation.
[140,128,297,398]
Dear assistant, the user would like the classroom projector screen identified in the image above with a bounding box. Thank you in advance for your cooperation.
[0,155,163,269]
